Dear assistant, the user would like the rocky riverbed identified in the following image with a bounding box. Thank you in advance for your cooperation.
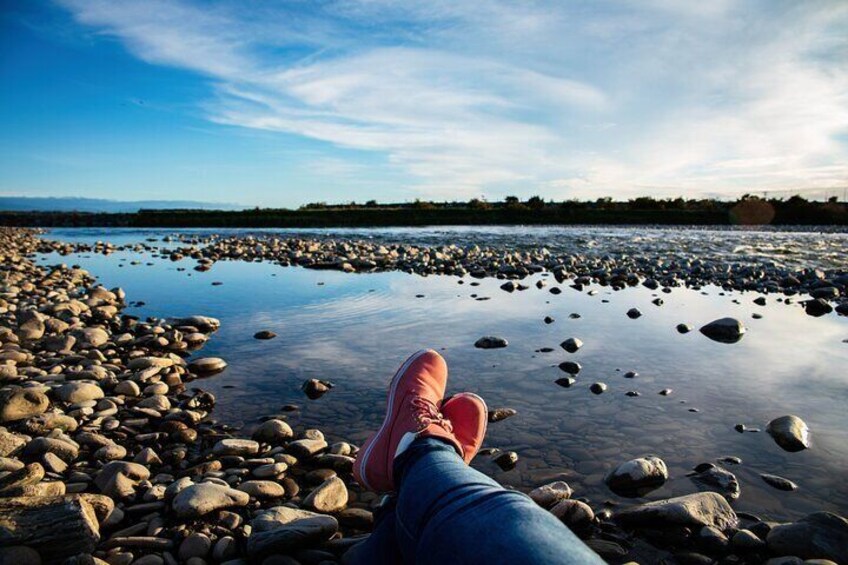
[2,227,847,565]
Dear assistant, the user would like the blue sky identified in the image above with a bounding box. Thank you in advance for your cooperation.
[1,1,846,207]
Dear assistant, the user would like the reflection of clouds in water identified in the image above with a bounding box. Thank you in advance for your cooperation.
[36,245,848,520]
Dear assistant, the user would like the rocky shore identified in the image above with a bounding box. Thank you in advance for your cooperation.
[2,227,846,565]
[36,232,847,313]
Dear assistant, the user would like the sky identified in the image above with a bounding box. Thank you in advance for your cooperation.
[1,0,847,207]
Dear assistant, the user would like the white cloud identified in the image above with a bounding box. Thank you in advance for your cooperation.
[57,0,848,200]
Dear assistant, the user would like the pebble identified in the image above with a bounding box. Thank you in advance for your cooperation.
[303,476,349,512]
[558,361,581,375]
[761,473,799,491]
[474,336,508,349]
[487,408,517,423]
[699,317,746,343]
[605,456,668,496]
[560,338,583,353]
[187,357,228,374]
[550,499,595,530]
[302,379,333,399]
[528,481,573,508]
[172,483,250,518]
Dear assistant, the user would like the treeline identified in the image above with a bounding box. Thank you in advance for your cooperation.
[1,195,845,227]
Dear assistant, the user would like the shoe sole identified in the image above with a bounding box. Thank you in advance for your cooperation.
[356,348,433,492]
[447,392,488,460]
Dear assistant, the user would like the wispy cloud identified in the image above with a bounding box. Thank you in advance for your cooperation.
[56,0,848,199]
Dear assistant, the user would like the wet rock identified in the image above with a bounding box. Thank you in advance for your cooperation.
[761,473,798,491]
[732,529,765,552]
[805,299,833,317]
[550,499,594,530]
[606,456,668,496]
[544,316,555,324]
[172,483,250,518]
[555,377,576,388]
[677,323,692,334]
[767,415,810,452]
[0,389,49,423]
[560,338,583,353]
[247,506,338,558]
[529,481,573,508]
[689,463,741,501]
[590,382,607,394]
[493,451,518,470]
[169,316,221,331]
[700,317,746,343]
[254,331,277,340]
[303,476,348,513]
[558,361,581,375]
[766,512,848,563]
[302,379,333,399]
[188,357,228,374]
[487,408,517,423]
[614,492,738,530]
[627,308,642,319]
[474,336,508,349]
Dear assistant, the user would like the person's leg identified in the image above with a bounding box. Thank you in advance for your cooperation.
[346,392,489,564]
[393,437,603,565]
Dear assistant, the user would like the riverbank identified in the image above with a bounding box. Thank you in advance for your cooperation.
[1,227,846,564]
[1,196,846,228]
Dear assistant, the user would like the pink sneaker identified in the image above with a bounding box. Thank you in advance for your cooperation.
[442,392,488,464]
[353,349,463,493]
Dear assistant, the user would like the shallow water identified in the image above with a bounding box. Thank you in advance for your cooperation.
[36,227,848,521]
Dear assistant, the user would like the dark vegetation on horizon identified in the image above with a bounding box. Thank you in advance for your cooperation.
[1,195,845,227]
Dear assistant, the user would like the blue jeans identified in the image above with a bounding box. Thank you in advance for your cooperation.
[345,438,603,564]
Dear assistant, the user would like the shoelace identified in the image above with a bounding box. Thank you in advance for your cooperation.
[411,396,453,434]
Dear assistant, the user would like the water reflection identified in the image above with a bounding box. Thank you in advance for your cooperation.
[35,241,848,522]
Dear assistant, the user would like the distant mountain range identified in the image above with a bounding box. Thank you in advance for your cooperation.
[0,196,245,213]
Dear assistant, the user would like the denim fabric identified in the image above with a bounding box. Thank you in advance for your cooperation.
[346,437,603,564]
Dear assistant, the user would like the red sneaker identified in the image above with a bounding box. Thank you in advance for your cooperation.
[442,392,488,464]
[353,349,462,493]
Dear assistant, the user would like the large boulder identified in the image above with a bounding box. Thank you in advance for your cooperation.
[766,512,848,564]
[614,492,738,531]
